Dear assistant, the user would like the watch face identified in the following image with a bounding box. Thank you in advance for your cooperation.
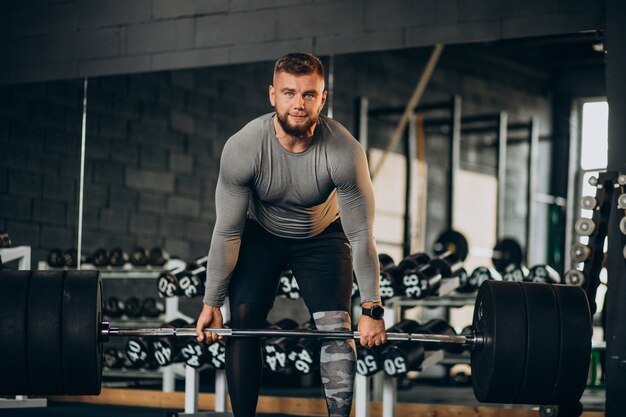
[371,306,384,320]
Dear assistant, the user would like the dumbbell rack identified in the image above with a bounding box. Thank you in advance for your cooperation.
[354,277,461,417]
[38,258,189,391]
[0,246,47,410]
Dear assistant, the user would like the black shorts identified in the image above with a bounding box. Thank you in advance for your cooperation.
[228,219,353,314]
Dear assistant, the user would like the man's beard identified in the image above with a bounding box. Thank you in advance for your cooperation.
[275,110,319,138]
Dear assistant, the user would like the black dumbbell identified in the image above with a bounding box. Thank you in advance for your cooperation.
[103,347,125,370]
[356,344,383,377]
[286,322,319,375]
[124,297,143,318]
[397,253,432,299]
[92,248,109,267]
[277,268,301,300]
[178,265,206,299]
[380,319,425,378]
[124,337,153,368]
[527,265,561,284]
[0,231,11,248]
[148,247,169,266]
[150,319,189,367]
[179,323,210,369]
[458,266,495,293]
[378,253,400,301]
[130,247,149,266]
[109,248,128,267]
[104,296,124,318]
[429,251,464,279]
[263,318,299,373]
[63,249,78,267]
[419,318,461,354]
[47,249,65,268]
[156,263,187,298]
[501,263,528,282]
[141,297,164,318]
[492,238,524,274]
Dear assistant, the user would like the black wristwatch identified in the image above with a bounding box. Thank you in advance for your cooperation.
[362,305,384,320]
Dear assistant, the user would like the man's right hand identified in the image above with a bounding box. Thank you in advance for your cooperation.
[196,304,224,344]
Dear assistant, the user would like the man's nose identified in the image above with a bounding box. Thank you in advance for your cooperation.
[294,94,305,108]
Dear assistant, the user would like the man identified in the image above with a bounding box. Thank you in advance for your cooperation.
[196,52,386,417]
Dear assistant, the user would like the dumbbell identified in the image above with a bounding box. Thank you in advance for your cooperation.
[92,248,109,267]
[501,263,528,282]
[148,247,169,266]
[177,264,206,299]
[179,323,211,369]
[430,251,464,279]
[63,249,78,267]
[380,319,425,377]
[263,318,299,373]
[109,248,128,267]
[150,319,188,367]
[570,243,591,263]
[123,297,143,318]
[103,296,124,318]
[457,266,493,293]
[156,264,187,298]
[419,319,462,354]
[397,253,432,299]
[124,337,153,368]
[0,231,11,248]
[356,344,383,377]
[285,321,319,375]
[103,347,125,370]
[563,269,585,286]
[378,254,400,301]
[527,265,561,284]
[492,238,524,274]
[141,297,164,318]
[574,218,596,236]
[47,249,65,268]
[130,247,149,267]
[277,268,301,300]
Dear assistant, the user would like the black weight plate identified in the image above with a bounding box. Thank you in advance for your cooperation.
[472,280,527,404]
[0,270,32,395]
[62,270,103,395]
[492,238,523,273]
[433,229,469,261]
[549,284,592,405]
[515,282,560,404]
[27,270,66,395]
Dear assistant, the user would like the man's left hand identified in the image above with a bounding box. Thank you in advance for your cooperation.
[357,312,387,348]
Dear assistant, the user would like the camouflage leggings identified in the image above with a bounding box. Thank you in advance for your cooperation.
[313,310,356,417]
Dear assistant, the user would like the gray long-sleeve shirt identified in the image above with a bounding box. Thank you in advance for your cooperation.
[202,113,381,307]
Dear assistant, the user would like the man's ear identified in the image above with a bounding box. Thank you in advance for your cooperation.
[269,84,276,107]
[320,90,327,108]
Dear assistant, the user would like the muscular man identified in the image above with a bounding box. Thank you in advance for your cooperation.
[196,52,386,417]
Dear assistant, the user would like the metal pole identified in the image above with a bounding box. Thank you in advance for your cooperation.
[496,111,508,239]
[526,117,540,265]
[404,114,416,257]
[448,95,462,230]
[77,78,88,271]
[327,55,334,119]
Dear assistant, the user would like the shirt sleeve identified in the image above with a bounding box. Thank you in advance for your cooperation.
[202,136,255,307]
[330,134,381,304]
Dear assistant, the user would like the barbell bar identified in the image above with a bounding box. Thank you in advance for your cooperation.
[101,324,475,345]
[0,269,591,407]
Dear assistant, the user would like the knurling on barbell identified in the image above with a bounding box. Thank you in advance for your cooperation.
[0,270,591,406]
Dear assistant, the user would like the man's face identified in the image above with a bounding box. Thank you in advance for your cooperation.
[269,71,327,137]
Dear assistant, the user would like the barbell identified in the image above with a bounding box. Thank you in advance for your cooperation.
[0,269,591,406]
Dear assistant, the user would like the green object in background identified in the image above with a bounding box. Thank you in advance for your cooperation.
[547,202,565,275]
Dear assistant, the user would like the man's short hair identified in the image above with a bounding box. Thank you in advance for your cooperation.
[273,52,324,78]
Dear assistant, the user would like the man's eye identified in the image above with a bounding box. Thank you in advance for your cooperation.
[285,92,294,97]
[304,94,314,100]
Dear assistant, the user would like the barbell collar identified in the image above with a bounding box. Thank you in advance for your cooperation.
[101,323,474,346]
